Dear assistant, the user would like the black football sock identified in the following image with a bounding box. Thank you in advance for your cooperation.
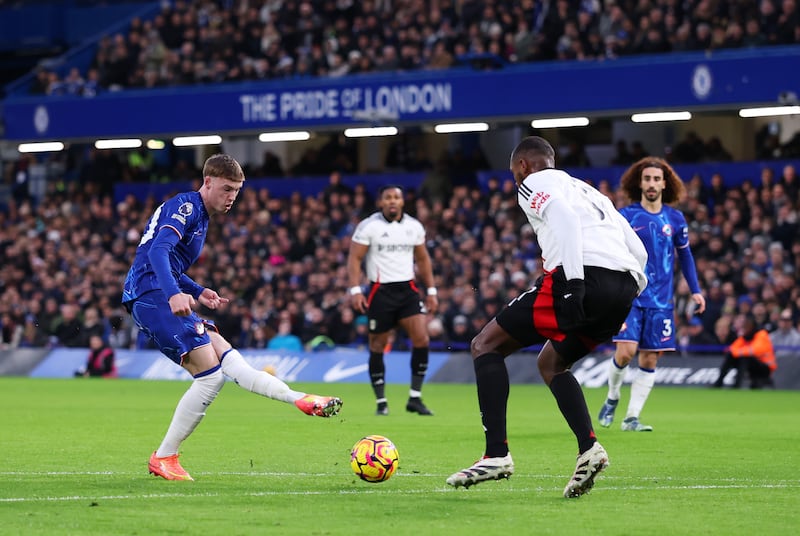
[410,346,429,394]
[549,372,596,453]
[369,351,386,402]
[474,353,509,458]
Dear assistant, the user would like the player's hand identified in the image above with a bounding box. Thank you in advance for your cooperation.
[169,292,196,316]
[351,292,367,314]
[198,288,230,310]
[425,295,439,314]
[560,279,586,331]
[691,293,706,314]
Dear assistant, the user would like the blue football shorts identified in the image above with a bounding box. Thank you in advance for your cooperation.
[126,290,218,365]
[613,305,676,351]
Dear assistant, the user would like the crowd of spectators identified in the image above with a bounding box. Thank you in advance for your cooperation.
[29,0,800,96]
[8,1,800,360]
[1,147,799,358]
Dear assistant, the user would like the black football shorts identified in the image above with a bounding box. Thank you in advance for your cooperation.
[496,266,639,363]
[366,281,426,333]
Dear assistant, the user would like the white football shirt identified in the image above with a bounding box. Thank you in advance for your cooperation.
[351,212,426,283]
[517,168,648,293]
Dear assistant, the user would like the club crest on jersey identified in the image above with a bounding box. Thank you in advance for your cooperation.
[530,191,550,214]
[194,322,205,335]
[662,223,673,236]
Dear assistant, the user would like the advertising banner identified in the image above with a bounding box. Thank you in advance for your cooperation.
[5,47,799,140]
[24,348,800,390]
[28,347,450,384]
[430,352,800,390]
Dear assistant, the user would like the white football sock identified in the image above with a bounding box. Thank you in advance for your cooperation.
[156,367,225,457]
[220,349,303,403]
[626,367,655,419]
[606,356,627,401]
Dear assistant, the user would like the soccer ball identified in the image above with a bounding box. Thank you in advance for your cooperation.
[350,435,399,483]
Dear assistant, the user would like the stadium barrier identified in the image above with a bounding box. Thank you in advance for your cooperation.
[5,348,798,390]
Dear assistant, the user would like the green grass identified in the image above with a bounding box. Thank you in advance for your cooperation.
[1,377,798,535]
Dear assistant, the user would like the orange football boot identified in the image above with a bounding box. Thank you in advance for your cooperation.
[148,451,194,481]
[294,395,343,417]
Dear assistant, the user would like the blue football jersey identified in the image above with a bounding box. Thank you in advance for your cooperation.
[122,191,208,303]
[620,203,690,309]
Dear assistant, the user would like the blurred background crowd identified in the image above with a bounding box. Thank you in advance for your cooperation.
[2,0,800,357]
[30,0,800,96]
[1,153,799,356]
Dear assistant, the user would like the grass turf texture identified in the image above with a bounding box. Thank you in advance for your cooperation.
[1,377,797,535]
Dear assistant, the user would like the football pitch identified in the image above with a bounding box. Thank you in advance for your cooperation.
[1,377,797,535]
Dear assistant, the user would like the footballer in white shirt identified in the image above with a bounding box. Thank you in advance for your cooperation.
[447,136,648,499]
[347,185,439,416]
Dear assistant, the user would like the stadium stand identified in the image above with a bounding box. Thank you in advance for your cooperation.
[0,1,798,358]
[0,152,798,354]
[7,0,799,93]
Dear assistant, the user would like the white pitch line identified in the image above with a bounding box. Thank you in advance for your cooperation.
[0,470,796,483]
[1,482,797,503]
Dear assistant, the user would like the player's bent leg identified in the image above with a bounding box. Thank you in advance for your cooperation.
[448,310,527,489]
[446,454,514,488]
[219,347,301,402]
[563,442,609,498]
[217,346,343,417]
[447,321,522,489]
